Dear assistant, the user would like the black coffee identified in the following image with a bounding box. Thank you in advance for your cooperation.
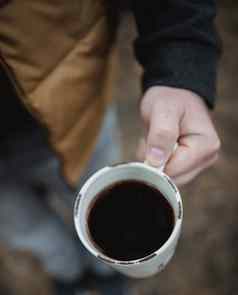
[88,180,174,261]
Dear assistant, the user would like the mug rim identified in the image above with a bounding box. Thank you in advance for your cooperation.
[74,162,183,265]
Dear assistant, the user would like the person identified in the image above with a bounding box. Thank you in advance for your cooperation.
[0,0,221,294]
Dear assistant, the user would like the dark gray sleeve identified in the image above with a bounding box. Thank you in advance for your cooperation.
[131,0,221,108]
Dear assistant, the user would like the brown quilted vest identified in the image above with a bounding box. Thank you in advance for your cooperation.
[0,0,117,186]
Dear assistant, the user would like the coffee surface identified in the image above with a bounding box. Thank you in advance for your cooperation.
[88,180,174,261]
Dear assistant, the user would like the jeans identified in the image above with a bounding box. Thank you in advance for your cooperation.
[0,107,122,281]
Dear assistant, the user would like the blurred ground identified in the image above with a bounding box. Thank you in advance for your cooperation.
[1,2,238,295]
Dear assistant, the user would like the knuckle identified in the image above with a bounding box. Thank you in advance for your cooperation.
[209,135,221,154]
[207,134,221,157]
[212,153,219,163]
[206,153,219,169]
[208,153,218,166]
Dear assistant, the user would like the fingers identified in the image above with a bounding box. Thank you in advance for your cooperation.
[136,133,219,185]
[138,86,221,185]
[145,104,179,167]
[165,134,220,178]
[172,153,218,186]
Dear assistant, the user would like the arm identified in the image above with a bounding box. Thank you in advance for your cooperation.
[131,0,221,185]
[132,0,221,107]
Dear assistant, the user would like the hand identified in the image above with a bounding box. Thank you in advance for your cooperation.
[137,86,221,186]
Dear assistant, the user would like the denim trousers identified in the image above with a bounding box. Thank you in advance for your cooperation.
[0,107,122,281]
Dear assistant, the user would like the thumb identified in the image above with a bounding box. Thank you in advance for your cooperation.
[146,105,179,167]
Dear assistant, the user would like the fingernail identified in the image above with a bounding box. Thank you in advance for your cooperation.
[147,147,165,166]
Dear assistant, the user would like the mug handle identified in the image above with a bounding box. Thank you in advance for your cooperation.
[144,143,178,173]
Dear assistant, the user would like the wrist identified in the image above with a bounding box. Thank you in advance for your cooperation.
[141,86,206,119]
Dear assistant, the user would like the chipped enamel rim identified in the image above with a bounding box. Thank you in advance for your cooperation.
[74,162,183,266]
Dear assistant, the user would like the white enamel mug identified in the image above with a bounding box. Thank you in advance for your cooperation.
[74,162,183,278]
